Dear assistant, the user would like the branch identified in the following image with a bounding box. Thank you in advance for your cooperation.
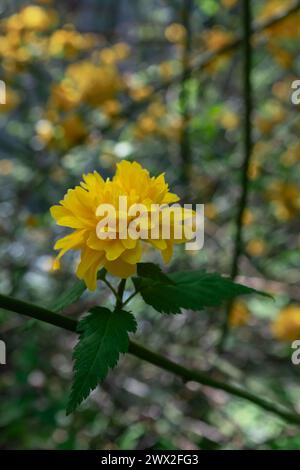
[179,0,193,195]
[1,293,300,425]
[218,0,253,350]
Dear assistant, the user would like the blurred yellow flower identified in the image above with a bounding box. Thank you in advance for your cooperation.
[159,61,174,80]
[165,23,186,44]
[221,0,238,8]
[246,239,267,257]
[205,203,218,220]
[242,209,255,226]
[51,161,192,290]
[202,27,233,72]
[280,143,300,167]
[202,27,233,51]
[266,181,300,221]
[0,159,14,175]
[219,109,240,131]
[102,99,122,118]
[35,119,55,144]
[272,305,300,342]
[60,114,88,149]
[229,300,250,328]
[130,85,154,102]
[65,61,123,107]
[268,44,294,69]
[19,6,57,32]
[48,29,96,58]
[259,0,300,40]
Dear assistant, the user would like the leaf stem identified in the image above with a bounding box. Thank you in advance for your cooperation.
[115,278,126,310]
[1,292,300,425]
[102,278,119,300]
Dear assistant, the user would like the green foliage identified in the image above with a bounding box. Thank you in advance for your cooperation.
[50,280,86,313]
[133,270,268,314]
[137,262,174,285]
[67,307,137,414]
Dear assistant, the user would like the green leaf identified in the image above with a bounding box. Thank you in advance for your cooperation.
[133,270,269,314]
[50,280,86,313]
[67,306,137,414]
[137,262,174,285]
[50,268,107,312]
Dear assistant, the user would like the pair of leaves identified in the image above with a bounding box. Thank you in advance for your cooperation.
[58,263,268,413]
[67,306,136,414]
[133,268,268,314]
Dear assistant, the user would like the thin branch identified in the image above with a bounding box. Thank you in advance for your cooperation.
[179,0,193,194]
[1,292,300,425]
[115,278,126,310]
[218,0,253,351]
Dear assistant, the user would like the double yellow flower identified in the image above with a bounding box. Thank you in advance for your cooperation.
[51,161,193,290]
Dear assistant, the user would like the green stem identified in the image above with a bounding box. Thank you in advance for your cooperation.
[1,293,300,425]
[102,278,119,300]
[116,278,126,310]
[122,289,140,308]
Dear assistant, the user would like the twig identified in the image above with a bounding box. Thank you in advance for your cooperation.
[1,292,300,425]
[218,0,253,351]
[179,0,193,194]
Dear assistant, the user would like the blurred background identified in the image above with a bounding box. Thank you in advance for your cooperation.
[0,0,300,450]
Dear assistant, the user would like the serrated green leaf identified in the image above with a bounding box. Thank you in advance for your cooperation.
[50,280,86,313]
[67,307,137,414]
[133,270,269,314]
[137,262,174,285]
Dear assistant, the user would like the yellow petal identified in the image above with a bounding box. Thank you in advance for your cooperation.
[54,230,87,257]
[105,258,137,278]
[161,241,173,264]
[121,241,143,264]
[76,247,105,290]
[87,231,107,251]
[105,240,125,261]
[121,238,137,249]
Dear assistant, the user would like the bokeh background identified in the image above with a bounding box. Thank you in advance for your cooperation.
[0,0,300,450]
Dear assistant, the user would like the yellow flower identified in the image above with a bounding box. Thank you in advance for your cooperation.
[258,0,300,40]
[51,161,192,290]
[65,61,123,107]
[221,0,238,8]
[165,23,186,44]
[201,27,234,73]
[266,181,300,221]
[218,109,240,131]
[48,29,96,58]
[19,6,57,32]
[229,300,250,328]
[272,305,300,342]
[59,114,87,149]
[246,239,267,257]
